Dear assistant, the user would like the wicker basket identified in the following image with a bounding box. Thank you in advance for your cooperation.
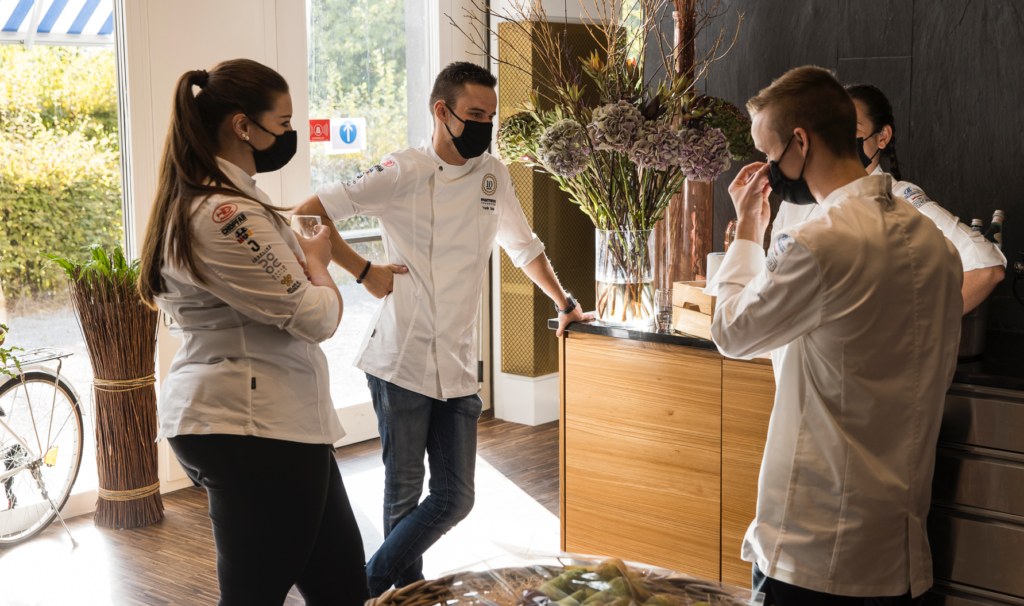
[366,575,455,606]
[368,568,553,606]
[365,566,759,606]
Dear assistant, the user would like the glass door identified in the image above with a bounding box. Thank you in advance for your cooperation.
[307,0,432,415]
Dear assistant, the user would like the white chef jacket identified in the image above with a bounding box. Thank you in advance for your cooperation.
[706,175,963,597]
[317,145,545,400]
[155,158,345,445]
[773,165,1006,271]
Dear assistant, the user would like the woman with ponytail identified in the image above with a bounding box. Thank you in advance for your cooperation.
[138,59,368,605]
[846,84,1005,314]
[770,83,1004,315]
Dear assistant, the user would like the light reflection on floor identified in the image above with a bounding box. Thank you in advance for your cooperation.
[0,454,559,605]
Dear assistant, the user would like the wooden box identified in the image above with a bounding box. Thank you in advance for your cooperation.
[672,281,716,340]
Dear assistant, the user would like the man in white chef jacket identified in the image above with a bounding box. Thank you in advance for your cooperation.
[705,66,963,605]
[294,61,590,595]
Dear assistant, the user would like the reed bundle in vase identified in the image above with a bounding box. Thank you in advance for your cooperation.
[49,246,163,529]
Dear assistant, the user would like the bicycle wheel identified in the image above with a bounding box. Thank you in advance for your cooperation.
[0,371,84,546]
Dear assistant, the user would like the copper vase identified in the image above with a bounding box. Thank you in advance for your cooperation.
[655,179,714,287]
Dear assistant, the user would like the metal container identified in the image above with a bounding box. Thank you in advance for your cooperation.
[926,580,1024,605]
[958,298,990,360]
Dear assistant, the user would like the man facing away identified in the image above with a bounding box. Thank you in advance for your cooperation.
[294,61,590,596]
[706,66,963,605]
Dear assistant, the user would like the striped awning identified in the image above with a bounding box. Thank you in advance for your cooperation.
[0,0,114,48]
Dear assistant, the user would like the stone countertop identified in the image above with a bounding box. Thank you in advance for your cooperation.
[547,318,719,352]
[550,320,1024,393]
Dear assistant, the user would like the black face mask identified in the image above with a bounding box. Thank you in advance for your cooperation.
[768,134,816,205]
[245,116,297,173]
[856,130,881,169]
[444,105,492,159]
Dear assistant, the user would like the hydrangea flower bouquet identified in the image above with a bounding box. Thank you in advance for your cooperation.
[459,1,751,325]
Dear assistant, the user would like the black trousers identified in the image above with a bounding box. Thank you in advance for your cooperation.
[753,564,924,606]
[169,434,369,606]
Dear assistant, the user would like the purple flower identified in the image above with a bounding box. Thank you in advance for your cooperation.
[538,119,591,178]
[679,125,732,182]
[628,122,683,171]
[589,101,644,152]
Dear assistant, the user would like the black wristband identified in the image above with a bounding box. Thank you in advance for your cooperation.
[356,260,372,284]
[555,295,577,315]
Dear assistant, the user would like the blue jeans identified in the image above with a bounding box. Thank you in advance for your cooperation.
[365,374,482,596]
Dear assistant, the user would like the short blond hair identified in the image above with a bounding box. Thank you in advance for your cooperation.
[747,66,858,159]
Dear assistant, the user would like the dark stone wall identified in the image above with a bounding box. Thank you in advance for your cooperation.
[687,0,1024,332]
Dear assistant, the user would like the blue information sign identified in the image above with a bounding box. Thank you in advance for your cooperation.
[338,121,358,144]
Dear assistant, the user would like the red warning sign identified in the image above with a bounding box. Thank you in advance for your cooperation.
[309,119,330,142]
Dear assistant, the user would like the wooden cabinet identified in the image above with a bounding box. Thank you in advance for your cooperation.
[721,360,776,588]
[559,331,775,586]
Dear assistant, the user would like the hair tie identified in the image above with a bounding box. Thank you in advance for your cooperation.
[195,69,210,88]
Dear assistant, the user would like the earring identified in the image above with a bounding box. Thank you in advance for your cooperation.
[242,133,250,141]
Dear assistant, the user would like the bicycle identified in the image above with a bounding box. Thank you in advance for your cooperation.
[0,346,84,547]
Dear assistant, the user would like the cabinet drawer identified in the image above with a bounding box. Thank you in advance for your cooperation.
[941,385,1024,452]
[929,505,1024,597]
[933,445,1024,517]
[925,580,1024,605]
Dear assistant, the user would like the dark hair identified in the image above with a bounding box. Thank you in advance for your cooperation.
[845,84,902,181]
[138,59,290,308]
[746,66,858,160]
[429,61,497,116]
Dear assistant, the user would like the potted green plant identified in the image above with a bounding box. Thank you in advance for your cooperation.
[0,324,21,379]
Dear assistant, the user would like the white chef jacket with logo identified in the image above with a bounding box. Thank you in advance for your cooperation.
[706,175,963,597]
[155,158,345,445]
[317,145,545,400]
[774,165,1006,271]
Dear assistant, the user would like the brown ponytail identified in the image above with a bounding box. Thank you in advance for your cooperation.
[138,59,291,308]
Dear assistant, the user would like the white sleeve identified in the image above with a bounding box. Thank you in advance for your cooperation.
[769,201,788,242]
[708,233,823,360]
[316,155,402,222]
[192,200,340,343]
[893,181,1006,271]
[496,180,545,268]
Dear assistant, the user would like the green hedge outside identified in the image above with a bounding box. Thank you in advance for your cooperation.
[0,46,122,300]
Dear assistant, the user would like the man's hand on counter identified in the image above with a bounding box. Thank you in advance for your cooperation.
[557,307,594,337]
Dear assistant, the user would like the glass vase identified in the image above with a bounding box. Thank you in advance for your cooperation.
[595,229,655,327]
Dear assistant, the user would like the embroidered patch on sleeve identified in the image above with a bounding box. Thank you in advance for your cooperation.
[766,233,792,273]
[219,213,248,236]
[898,184,930,209]
[212,202,238,224]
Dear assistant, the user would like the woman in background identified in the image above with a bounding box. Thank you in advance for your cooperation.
[771,84,1005,314]
[137,59,368,606]
[848,83,1005,314]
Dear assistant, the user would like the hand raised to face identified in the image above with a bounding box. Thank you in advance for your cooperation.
[728,162,773,244]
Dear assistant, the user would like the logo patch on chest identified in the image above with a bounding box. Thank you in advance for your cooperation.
[482,173,497,196]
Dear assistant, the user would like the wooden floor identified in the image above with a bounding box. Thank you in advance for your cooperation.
[0,411,558,606]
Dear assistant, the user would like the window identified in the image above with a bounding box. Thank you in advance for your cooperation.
[307,0,430,408]
[0,0,122,498]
